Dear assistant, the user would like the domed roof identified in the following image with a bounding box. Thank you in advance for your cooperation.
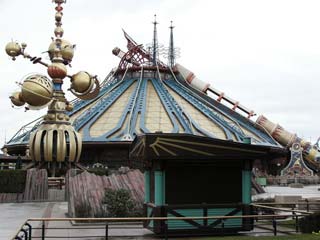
[72,68,279,145]
[6,66,280,148]
[5,31,281,150]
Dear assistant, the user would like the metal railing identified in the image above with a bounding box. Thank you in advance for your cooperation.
[48,177,65,190]
[253,201,320,213]
[12,212,310,240]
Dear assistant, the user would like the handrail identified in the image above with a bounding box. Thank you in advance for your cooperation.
[12,220,28,240]
[253,201,320,205]
[13,213,310,239]
[26,213,309,222]
[48,177,65,180]
[251,203,312,214]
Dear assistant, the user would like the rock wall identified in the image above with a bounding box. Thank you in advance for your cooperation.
[267,175,320,185]
[67,169,144,217]
[23,168,48,201]
[0,168,48,203]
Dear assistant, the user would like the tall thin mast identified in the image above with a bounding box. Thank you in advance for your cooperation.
[168,21,175,68]
[152,14,159,66]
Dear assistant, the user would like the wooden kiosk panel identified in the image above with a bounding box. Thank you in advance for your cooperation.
[130,133,287,235]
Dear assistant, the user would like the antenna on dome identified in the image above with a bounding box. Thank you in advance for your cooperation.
[152,14,159,66]
[168,21,175,68]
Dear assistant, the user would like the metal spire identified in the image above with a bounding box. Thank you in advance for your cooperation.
[152,14,159,66]
[168,21,175,68]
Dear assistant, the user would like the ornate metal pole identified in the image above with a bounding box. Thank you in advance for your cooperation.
[5,0,100,174]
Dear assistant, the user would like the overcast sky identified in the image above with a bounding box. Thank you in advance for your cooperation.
[0,0,320,150]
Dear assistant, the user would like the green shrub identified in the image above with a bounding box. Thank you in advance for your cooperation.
[73,168,109,177]
[252,197,275,214]
[252,197,275,203]
[102,188,141,217]
[75,201,92,218]
[0,170,27,193]
[88,168,109,176]
[299,212,320,233]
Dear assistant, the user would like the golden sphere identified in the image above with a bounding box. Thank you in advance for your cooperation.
[48,39,74,64]
[58,113,64,120]
[21,74,53,107]
[66,103,74,112]
[55,12,63,22]
[71,71,92,93]
[5,41,21,58]
[10,92,25,106]
[47,63,67,79]
[54,27,64,37]
[48,114,55,120]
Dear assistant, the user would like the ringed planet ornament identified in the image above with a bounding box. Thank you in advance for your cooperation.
[9,91,25,107]
[5,41,21,60]
[70,71,93,93]
[21,74,53,107]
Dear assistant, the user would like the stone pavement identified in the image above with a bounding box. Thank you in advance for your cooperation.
[0,202,52,240]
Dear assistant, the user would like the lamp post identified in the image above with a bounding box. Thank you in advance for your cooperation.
[5,0,100,176]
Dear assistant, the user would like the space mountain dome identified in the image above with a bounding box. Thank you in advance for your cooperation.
[4,20,299,167]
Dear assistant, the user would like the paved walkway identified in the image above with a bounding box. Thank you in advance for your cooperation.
[1,201,295,239]
[0,202,52,239]
[253,185,320,200]
[1,202,155,239]
[44,203,154,239]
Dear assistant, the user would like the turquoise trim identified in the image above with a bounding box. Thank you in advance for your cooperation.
[207,208,242,227]
[162,171,165,203]
[242,170,252,204]
[167,209,202,229]
[147,207,154,227]
[242,137,252,144]
[155,171,165,205]
[167,208,242,229]
[144,171,150,202]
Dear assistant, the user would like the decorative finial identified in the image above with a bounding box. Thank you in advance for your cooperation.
[4,0,100,174]
[153,14,158,25]
[152,14,159,66]
[168,20,175,68]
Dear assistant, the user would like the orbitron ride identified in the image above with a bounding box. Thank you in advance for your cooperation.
[5,0,100,174]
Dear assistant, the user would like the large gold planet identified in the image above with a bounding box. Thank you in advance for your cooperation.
[21,74,53,107]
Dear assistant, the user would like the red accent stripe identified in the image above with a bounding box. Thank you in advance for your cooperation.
[186,73,195,84]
